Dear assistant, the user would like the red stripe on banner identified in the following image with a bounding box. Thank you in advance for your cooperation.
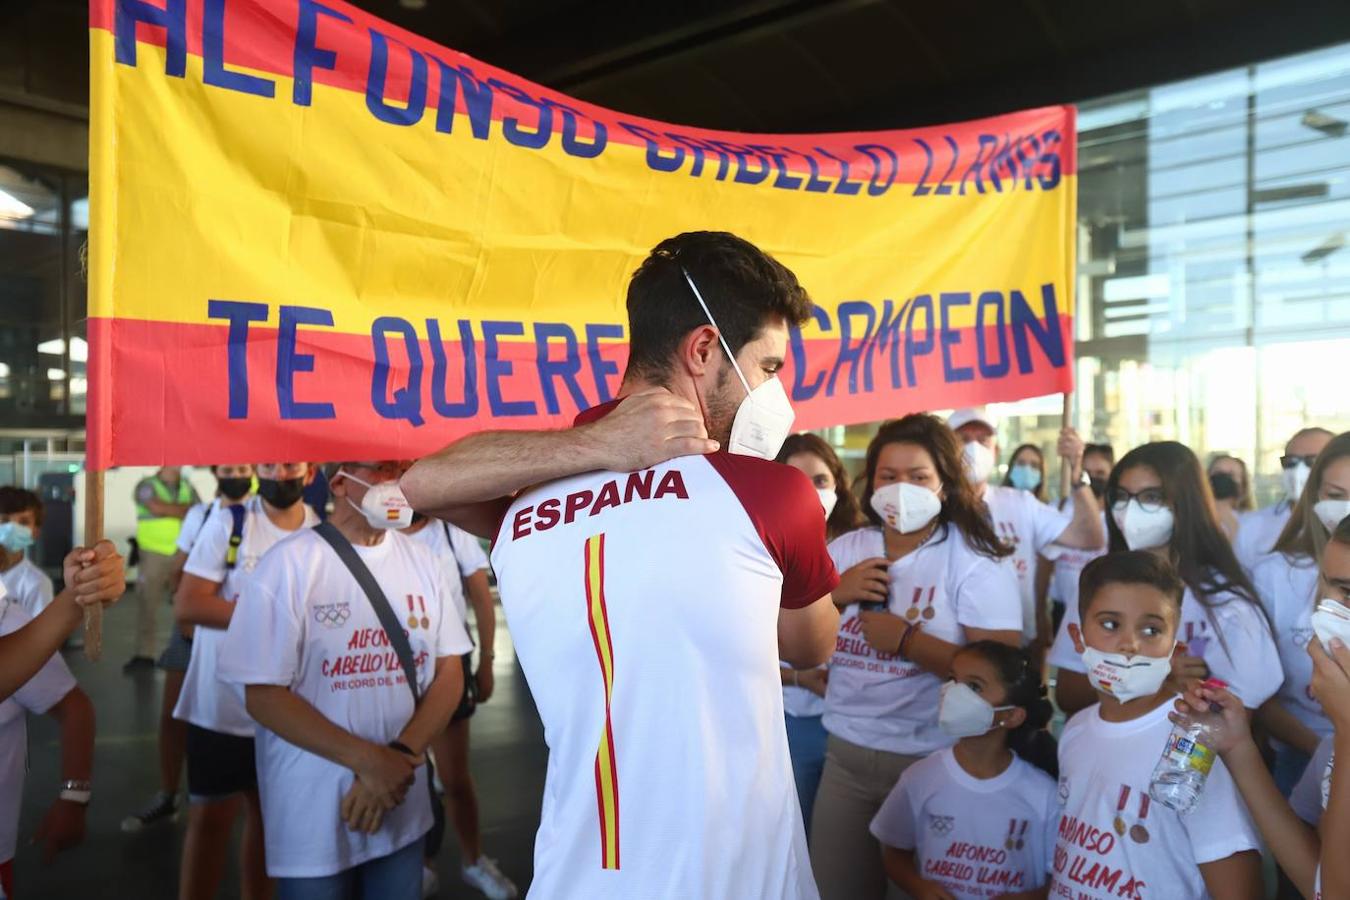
[88,0,1077,181]
[87,315,1072,468]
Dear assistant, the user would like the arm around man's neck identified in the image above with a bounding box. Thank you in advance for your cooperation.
[401,389,718,540]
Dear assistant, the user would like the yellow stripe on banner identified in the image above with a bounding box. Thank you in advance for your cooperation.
[584,534,619,870]
[92,31,1075,340]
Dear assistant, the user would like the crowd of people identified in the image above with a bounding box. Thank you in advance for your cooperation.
[0,230,1347,900]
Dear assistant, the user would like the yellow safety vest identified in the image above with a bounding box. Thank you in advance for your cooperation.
[135,477,193,556]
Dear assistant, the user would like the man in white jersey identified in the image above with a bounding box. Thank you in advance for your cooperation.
[948,407,1104,646]
[173,462,317,900]
[1234,427,1333,574]
[218,460,470,899]
[404,231,841,900]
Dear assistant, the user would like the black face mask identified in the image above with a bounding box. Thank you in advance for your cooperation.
[1209,472,1240,502]
[258,477,305,509]
[1089,476,1108,500]
[217,477,252,501]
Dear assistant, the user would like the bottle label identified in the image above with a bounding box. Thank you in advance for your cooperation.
[1164,733,1215,776]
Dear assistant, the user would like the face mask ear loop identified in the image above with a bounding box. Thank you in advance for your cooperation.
[680,267,754,398]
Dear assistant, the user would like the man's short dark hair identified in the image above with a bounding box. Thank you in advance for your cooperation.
[0,486,43,527]
[1077,550,1184,621]
[624,231,813,385]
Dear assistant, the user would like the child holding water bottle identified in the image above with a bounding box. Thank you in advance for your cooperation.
[1170,516,1350,900]
[870,641,1059,900]
[1052,551,1262,900]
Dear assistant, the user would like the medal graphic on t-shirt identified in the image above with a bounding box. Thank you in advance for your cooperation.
[417,595,430,630]
[906,586,936,621]
[1113,784,1130,835]
[1129,793,1151,844]
[1004,818,1028,850]
[406,595,419,629]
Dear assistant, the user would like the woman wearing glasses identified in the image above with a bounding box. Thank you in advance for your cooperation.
[1052,442,1280,717]
[1251,432,1350,795]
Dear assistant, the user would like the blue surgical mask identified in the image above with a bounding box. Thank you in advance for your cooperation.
[1009,463,1042,492]
[0,522,35,554]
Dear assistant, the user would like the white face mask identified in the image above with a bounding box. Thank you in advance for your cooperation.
[939,681,1015,739]
[1314,499,1350,534]
[1312,597,1350,648]
[962,440,996,485]
[682,269,795,461]
[1284,461,1312,505]
[870,482,942,534]
[1112,500,1174,551]
[817,488,838,519]
[338,470,413,530]
[1081,644,1175,703]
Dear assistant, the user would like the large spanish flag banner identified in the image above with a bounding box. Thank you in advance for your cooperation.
[87,0,1076,468]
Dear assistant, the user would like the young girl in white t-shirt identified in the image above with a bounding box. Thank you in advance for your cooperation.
[809,414,1023,900]
[870,641,1059,900]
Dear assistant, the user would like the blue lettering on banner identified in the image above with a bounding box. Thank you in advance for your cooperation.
[827,301,876,396]
[115,0,187,76]
[432,60,494,139]
[427,318,478,418]
[939,291,973,383]
[371,316,424,425]
[534,323,588,415]
[202,0,275,97]
[207,299,268,419]
[482,321,537,417]
[584,324,624,404]
[365,30,428,126]
[788,306,832,402]
[277,305,336,420]
[292,0,351,107]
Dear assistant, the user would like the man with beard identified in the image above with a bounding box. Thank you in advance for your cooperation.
[402,231,840,899]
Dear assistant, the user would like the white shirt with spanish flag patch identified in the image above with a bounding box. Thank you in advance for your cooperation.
[491,404,839,900]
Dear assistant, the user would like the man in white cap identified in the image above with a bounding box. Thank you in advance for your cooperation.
[1233,427,1333,575]
[947,406,1104,649]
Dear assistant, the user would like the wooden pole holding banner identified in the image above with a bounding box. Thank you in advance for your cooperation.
[83,470,105,661]
[1059,392,1075,501]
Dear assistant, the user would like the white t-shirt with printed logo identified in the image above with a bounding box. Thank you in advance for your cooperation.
[822,525,1022,756]
[0,558,54,619]
[1051,700,1260,900]
[490,403,839,900]
[404,520,489,629]
[870,748,1059,899]
[1253,554,1330,741]
[983,486,1072,641]
[217,528,472,878]
[174,496,318,736]
[0,597,77,864]
[1049,578,1282,708]
[1291,735,1334,826]
[1040,506,1107,621]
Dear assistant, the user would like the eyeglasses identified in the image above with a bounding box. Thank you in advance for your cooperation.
[1107,486,1168,513]
[1281,454,1318,470]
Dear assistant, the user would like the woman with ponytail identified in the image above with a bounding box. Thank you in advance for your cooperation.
[869,641,1059,900]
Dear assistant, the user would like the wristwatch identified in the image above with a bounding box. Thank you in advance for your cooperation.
[1073,470,1092,490]
[59,779,92,805]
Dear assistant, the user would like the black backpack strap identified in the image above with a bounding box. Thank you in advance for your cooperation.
[313,522,420,701]
[224,504,247,570]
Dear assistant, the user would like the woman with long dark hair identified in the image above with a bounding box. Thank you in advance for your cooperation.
[774,433,862,835]
[1253,432,1350,794]
[808,414,1021,900]
[1001,443,1047,502]
[1053,441,1280,716]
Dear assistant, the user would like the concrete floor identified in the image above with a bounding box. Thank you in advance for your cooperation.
[11,601,547,898]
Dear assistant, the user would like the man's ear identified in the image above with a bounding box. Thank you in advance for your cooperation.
[679,325,721,380]
[1068,622,1086,654]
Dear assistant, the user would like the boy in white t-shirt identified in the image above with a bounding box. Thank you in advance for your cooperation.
[1053,551,1262,899]
[172,462,317,900]
[122,464,256,835]
[402,514,518,899]
[218,460,471,899]
[0,594,95,898]
[0,488,55,619]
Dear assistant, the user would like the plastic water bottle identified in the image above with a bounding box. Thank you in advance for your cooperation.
[1148,678,1227,814]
